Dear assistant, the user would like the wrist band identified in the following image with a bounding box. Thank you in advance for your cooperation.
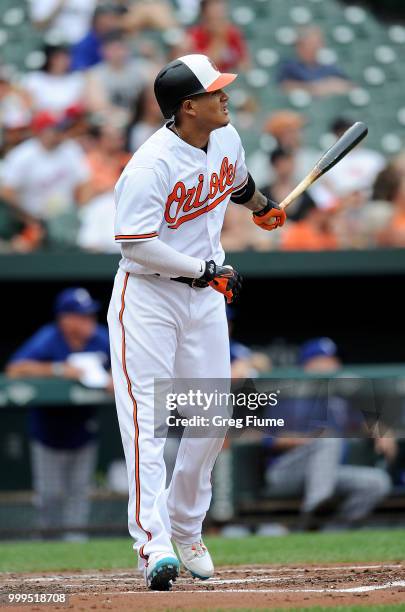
[230,173,256,204]
[254,197,280,217]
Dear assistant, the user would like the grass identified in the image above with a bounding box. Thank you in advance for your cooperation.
[0,529,404,573]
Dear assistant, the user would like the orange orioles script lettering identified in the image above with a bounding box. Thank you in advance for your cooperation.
[164,157,237,229]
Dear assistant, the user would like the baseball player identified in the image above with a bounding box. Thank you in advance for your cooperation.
[107,54,286,591]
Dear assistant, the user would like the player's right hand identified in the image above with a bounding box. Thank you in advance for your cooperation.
[201,260,242,304]
[253,198,286,231]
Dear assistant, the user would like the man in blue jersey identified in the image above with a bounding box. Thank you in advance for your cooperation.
[6,287,111,537]
[264,338,394,530]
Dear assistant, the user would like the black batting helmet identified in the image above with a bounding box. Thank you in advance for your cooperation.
[154,54,237,119]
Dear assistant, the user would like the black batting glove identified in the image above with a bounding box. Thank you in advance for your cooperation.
[198,260,242,304]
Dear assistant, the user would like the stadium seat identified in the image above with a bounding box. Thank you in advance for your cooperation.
[343,5,367,25]
[0,29,8,46]
[332,25,355,44]
[256,48,280,68]
[0,200,22,241]
[289,6,313,25]
[2,8,25,28]
[388,25,405,44]
[374,45,397,64]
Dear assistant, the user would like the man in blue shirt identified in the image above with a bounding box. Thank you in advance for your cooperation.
[6,287,111,538]
[71,4,122,71]
[277,26,353,97]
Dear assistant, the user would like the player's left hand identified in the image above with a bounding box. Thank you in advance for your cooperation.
[201,260,242,304]
[253,198,286,231]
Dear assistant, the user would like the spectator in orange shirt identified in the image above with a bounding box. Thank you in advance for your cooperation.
[86,123,131,196]
[280,202,339,251]
[188,0,250,72]
[377,171,405,247]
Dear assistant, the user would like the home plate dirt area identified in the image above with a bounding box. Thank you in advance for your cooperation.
[2,563,405,611]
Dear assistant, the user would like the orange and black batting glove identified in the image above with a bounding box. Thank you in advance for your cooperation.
[199,260,242,304]
[253,197,286,231]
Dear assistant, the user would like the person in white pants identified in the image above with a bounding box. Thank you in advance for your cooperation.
[108,54,286,591]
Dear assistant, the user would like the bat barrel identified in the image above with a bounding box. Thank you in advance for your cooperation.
[315,121,368,176]
[279,121,368,210]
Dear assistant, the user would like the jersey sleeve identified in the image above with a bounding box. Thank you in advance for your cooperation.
[114,167,167,242]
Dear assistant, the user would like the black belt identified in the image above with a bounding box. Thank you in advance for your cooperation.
[170,276,208,288]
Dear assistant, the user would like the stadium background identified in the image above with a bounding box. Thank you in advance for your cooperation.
[0,3,405,607]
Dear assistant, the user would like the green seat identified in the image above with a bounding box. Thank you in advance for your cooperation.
[0,200,22,240]
[46,210,81,249]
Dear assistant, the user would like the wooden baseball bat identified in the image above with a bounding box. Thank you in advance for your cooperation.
[279,121,368,210]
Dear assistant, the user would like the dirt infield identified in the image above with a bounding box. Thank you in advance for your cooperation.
[2,563,405,610]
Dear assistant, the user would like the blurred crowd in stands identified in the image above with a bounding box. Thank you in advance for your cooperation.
[0,0,405,253]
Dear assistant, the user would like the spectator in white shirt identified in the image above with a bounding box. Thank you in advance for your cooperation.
[319,117,386,207]
[0,111,91,223]
[28,0,97,45]
[22,45,85,115]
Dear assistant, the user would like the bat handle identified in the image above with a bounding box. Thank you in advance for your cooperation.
[279,168,320,210]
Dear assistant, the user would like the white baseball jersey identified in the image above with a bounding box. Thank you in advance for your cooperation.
[114,122,248,276]
[109,117,245,572]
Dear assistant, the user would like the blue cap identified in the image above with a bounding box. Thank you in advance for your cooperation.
[299,337,337,365]
[54,288,100,316]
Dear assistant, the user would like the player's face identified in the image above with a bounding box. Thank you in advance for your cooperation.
[193,89,230,129]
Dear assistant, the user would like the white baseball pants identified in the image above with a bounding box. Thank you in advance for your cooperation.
[107,269,230,569]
